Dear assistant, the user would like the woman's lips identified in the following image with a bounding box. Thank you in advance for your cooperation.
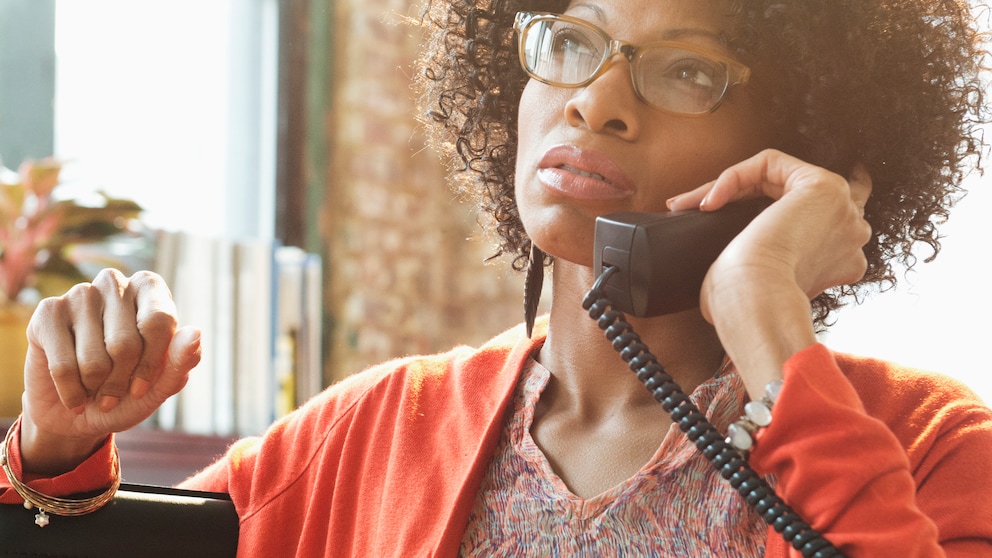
[537,145,635,201]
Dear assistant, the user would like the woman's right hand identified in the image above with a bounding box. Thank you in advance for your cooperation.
[18,269,201,476]
[668,149,872,401]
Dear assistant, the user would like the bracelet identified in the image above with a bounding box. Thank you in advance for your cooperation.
[726,379,783,451]
[0,417,121,527]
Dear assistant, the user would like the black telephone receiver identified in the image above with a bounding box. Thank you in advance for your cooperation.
[586,197,843,555]
[592,197,772,318]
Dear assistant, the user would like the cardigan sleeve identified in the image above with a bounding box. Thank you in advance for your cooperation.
[751,343,992,557]
[0,419,118,504]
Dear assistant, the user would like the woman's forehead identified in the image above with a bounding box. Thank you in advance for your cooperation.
[562,0,734,34]
[562,0,735,47]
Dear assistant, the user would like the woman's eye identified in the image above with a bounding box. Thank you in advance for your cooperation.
[552,28,598,59]
[667,59,718,89]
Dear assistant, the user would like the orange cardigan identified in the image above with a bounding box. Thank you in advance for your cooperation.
[4,319,992,556]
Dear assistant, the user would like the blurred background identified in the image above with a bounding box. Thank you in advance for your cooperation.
[0,0,526,414]
[1,0,988,420]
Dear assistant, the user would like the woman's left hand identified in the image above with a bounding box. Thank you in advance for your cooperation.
[667,149,872,397]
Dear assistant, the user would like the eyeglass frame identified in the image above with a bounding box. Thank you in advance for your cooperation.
[512,11,752,117]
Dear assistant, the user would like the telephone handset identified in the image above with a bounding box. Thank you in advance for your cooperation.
[592,197,772,317]
[585,197,844,556]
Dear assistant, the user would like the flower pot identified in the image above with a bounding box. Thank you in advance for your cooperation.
[0,303,32,418]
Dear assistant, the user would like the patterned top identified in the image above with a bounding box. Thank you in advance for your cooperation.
[459,357,769,557]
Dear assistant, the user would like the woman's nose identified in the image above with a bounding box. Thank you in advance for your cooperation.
[563,58,643,140]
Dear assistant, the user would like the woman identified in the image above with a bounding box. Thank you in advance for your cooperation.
[3,0,991,555]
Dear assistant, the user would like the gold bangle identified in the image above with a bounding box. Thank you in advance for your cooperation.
[1,417,121,527]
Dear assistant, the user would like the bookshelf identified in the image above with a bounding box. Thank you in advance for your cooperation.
[152,231,323,437]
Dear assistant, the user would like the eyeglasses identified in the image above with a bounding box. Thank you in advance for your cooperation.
[513,12,751,117]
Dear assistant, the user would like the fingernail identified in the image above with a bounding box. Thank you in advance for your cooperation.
[186,331,203,363]
[130,377,150,399]
[98,396,119,413]
[700,193,713,210]
[72,404,87,415]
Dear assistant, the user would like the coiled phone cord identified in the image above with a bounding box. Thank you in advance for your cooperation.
[582,266,844,558]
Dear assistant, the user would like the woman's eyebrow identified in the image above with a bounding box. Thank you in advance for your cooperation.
[661,28,729,47]
[569,3,608,23]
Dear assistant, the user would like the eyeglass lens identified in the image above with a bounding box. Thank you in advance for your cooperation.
[519,15,733,115]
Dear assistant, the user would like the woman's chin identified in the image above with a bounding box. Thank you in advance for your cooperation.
[532,243,594,269]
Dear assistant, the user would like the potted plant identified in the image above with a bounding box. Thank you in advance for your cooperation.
[0,157,143,417]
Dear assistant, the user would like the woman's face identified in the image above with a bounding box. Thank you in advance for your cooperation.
[515,0,775,266]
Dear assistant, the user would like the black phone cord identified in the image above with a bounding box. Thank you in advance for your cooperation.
[582,266,844,558]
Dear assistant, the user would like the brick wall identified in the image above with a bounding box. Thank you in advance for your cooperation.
[320,0,533,383]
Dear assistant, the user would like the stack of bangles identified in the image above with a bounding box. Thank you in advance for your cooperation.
[0,418,121,527]
[726,379,783,452]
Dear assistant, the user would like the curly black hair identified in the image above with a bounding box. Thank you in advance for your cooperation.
[414,0,991,326]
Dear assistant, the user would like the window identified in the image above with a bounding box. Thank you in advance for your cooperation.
[2,0,280,239]
[823,167,991,404]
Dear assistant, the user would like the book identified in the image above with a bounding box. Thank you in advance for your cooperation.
[211,237,237,436]
[298,252,323,405]
[173,232,218,435]
[273,246,306,418]
[233,238,275,436]
[149,229,182,431]
[149,232,321,436]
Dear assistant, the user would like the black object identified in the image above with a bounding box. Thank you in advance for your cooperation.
[0,483,238,558]
[593,198,771,317]
[583,267,843,557]
[524,243,545,338]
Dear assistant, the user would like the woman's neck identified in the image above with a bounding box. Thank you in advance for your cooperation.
[537,259,726,419]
